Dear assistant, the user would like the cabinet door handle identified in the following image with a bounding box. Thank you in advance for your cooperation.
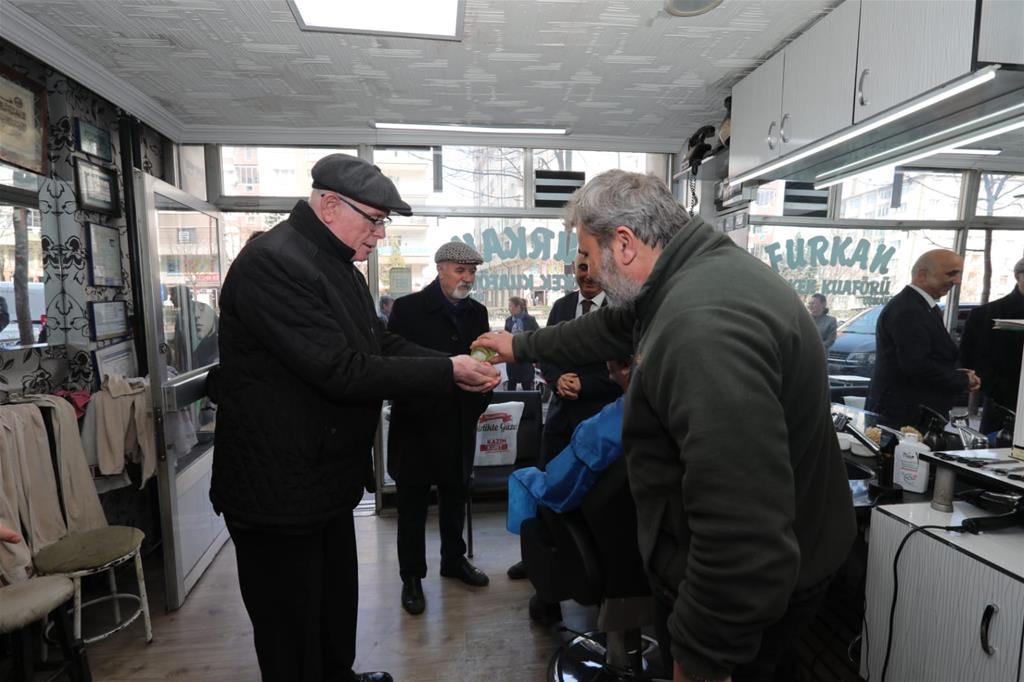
[858,68,870,106]
[767,121,776,151]
[980,603,998,656]
[780,114,790,144]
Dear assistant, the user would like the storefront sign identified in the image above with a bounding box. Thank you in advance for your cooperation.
[452,226,578,265]
[764,236,896,275]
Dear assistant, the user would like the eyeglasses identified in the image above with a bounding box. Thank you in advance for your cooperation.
[324,192,392,228]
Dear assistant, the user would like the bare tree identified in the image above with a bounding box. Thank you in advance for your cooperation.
[13,207,32,344]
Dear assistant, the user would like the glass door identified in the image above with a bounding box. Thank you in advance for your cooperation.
[134,171,228,610]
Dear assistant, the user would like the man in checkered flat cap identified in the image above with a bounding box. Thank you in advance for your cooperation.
[386,241,493,616]
[213,155,500,682]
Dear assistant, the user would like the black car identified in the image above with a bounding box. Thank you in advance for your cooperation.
[827,302,978,377]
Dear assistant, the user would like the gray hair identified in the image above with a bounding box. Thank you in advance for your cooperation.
[562,169,690,249]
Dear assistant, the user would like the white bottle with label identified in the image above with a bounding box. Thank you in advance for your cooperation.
[893,433,932,493]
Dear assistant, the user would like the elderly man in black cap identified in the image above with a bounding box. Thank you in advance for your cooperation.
[212,154,500,682]
[386,241,492,615]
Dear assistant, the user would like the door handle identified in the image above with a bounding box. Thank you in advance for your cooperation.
[780,114,790,144]
[767,121,776,151]
[980,603,998,656]
[858,68,870,106]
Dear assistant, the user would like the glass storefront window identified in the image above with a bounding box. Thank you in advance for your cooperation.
[963,229,1024,304]
[219,146,357,196]
[533,149,667,180]
[222,212,288,266]
[0,162,40,192]
[373,147,525,208]
[0,205,45,346]
[977,173,1024,217]
[747,224,957,323]
[840,168,963,220]
[378,214,575,329]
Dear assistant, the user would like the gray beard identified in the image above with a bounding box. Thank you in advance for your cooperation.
[596,247,643,308]
[450,285,472,300]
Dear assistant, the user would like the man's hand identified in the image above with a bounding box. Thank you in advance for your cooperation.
[0,522,22,544]
[960,368,982,392]
[451,355,502,392]
[471,330,516,364]
[674,661,731,682]
[556,373,581,400]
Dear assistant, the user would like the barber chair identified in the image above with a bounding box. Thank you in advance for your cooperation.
[520,459,666,681]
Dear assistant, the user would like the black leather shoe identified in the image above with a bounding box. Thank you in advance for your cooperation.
[354,673,393,682]
[401,578,425,615]
[528,593,563,625]
[440,557,490,587]
[506,560,527,580]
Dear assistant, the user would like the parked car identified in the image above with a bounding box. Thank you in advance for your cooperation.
[827,302,978,377]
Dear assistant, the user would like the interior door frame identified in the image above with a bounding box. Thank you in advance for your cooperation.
[133,170,228,610]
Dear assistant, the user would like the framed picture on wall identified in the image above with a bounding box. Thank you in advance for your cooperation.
[86,222,124,288]
[0,66,48,175]
[74,158,121,216]
[88,300,129,341]
[74,119,113,163]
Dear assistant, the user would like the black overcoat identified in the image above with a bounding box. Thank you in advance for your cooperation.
[387,279,491,485]
[211,201,453,527]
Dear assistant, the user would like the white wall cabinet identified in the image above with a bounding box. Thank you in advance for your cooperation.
[978,0,1024,66]
[862,504,1024,682]
[779,0,860,155]
[853,0,975,123]
[728,51,784,178]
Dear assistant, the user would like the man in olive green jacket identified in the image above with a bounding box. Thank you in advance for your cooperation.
[475,170,855,682]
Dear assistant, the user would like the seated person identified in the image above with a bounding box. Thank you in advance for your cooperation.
[507,358,630,623]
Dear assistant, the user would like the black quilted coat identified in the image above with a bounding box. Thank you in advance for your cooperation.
[211,201,453,527]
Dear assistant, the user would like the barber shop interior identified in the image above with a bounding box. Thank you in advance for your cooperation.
[1,1,1023,681]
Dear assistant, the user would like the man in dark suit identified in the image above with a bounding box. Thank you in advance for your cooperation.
[539,256,622,465]
[867,249,981,428]
[960,257,1024,433]
[387,241,492,616]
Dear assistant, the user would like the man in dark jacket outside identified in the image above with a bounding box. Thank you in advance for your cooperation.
[212,154,499,682]
[960,256,1024,434]
[387,241,492,616]
[473,170,856,682]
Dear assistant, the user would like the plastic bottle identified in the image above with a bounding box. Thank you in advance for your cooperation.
[893,433,932,493]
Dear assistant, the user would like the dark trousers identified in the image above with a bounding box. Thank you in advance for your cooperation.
[396,481,468,579]
[227,514,358,682]
[655,579,829,682]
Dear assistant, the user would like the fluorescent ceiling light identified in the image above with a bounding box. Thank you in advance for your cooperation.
[288,0,463,40]
[729,67,999,186]
[813,101,1024,181]
[373,122,568,135]
[942,147,1002,155]
[813,116,1024,190]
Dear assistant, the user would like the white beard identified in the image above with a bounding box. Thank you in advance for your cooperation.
[596,247,643,308]
[450,285,472,300]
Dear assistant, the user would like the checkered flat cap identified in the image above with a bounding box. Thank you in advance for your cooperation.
[434,241,484,264]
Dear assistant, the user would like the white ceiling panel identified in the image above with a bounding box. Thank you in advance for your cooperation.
[4,0,841,145]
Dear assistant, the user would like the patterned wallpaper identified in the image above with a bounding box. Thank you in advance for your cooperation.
[0,42,172,392]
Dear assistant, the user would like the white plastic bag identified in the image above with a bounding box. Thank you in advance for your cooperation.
[474,401,524,467]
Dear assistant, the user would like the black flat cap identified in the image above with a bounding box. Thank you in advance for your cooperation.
[311,153,412,216]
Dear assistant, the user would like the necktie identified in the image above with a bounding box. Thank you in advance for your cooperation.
[931,305,943,323]
[581,299,594,315]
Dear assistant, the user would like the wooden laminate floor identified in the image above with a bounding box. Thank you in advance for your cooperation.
[84,506,595,682]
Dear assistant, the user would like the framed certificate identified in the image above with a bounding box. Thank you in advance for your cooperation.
[88,300,130,341]
[0,66,48,175]
[86,222,124,287]
[74,158,121,216]
[74,119,113,163]
[92,339,138,383]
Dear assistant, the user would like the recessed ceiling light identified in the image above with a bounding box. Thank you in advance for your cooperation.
[664,0,724,17]
[373,122,568,135]
[288,0,464,41]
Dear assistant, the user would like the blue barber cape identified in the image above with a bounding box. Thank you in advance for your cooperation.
[507,397,624,534]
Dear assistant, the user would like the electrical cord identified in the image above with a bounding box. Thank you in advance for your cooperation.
[879,523,963,682]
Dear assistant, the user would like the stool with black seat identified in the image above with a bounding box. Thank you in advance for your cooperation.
[0,575,91,681]
[520,458,664,681]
